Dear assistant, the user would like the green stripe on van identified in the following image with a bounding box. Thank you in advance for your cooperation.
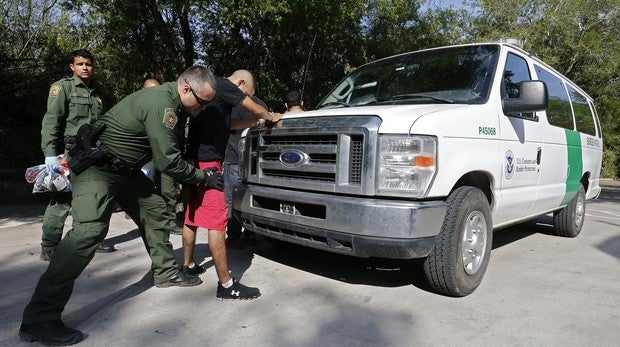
[561,129,582,205]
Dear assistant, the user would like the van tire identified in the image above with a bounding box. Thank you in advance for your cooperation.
[423,186,492,297]
[553,183,586,237]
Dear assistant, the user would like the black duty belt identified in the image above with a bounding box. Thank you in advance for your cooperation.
[99,146,150,177]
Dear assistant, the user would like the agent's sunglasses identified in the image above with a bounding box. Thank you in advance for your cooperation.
[184,79,209,105]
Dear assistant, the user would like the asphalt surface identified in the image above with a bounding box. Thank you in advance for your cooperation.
[0,181,618,346]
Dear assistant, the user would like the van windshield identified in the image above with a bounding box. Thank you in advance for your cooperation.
[317,45,499,108]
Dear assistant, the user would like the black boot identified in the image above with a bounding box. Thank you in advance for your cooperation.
[96,241,116,253]
[40,249,55,262]
[155,271,202,288]
[19,319,84,345]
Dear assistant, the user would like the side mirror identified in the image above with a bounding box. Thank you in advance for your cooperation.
[502,80,548,115]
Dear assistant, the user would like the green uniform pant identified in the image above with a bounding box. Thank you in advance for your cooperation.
[143,161,180,229]
[160,172,181,226]
[41,192,72,252]
[22,166,179,324]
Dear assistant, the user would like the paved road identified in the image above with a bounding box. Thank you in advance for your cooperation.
[0,184,618,346]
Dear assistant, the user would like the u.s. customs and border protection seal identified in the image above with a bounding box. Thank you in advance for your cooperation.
[505,150,514,180]
[49,85,61,97]
[163,108,178,129]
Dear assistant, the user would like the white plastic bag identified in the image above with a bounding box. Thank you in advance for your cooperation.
[24,155,71,193]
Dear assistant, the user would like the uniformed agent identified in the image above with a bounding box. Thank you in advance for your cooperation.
[39,49,115,261]
[19,65,219,346]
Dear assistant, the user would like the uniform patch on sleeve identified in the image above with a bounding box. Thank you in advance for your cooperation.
[49,85,61,97]
[163,108,178,129]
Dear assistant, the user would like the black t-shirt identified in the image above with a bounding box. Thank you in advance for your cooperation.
[186,77,246,162]
[224,96,268,164]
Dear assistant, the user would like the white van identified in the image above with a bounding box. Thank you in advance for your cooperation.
[233,42,603,296]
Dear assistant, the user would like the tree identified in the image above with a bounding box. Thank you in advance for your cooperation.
[195,0,368,109]
[474,0,620,177]
[362,0,472,61]
[0,0,88,166]
[70,0,202,99]
[194,0,470,109]
[1,0,617,178]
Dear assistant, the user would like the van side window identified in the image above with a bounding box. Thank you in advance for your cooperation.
[534,65,574,129]
[502,53,531,99]
[568,85,596,136]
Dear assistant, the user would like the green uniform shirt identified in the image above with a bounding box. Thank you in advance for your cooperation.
[95,82,204,184]
[41,75,104,156]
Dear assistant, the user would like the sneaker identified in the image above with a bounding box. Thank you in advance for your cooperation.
[216,277,261,300]
[19,319,84,345]
[40,249,54,262]
[155,271,202,288]
[180,263,206,276]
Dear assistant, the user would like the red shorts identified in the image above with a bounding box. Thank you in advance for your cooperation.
[184,161,227,231]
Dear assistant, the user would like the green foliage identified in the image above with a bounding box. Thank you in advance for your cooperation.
[0,0,618,179]
[598,95,620,177]
[475,0,620,177]
[362,0,473,61]
[0,0,84,166]
[602,149,618,179]
[197,0,369,109]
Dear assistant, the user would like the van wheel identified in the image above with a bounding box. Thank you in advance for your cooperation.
[423,186,492,297]
[553,183,586,237]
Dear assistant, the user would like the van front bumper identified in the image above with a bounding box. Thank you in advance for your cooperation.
[233,185,446,259]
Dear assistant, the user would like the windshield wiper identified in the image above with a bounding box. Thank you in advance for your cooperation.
[317,101,352,109]
[388,94,455,103]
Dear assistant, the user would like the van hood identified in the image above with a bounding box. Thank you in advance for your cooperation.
[283,104,470,133]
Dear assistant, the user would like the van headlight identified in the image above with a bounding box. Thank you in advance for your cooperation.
[377,135,437,198]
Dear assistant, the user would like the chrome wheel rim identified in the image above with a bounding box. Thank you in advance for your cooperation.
[575,193,585,227]
[461,210,487,275]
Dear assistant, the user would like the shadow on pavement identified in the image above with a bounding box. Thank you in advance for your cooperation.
[173,239,257,282]
[252,185,618,294]
[598,234,620,261]
[104,228,141,245]
[252,236,432,292]
[63,271,153,326]
[597,184,619,202]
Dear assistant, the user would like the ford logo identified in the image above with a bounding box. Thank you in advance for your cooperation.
[279,149,308,167]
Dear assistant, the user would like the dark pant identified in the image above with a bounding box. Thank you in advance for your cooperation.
[223,162,243,240]
[22,166,178,324]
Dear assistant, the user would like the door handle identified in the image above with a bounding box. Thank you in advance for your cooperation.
[536,147,542,165]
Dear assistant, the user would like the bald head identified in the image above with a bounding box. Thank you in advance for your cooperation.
[228,69,256,96]
[143,78,160,88]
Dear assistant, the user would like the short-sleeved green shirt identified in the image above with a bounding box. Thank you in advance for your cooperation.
[41,75,104,156]
[95,82,204,184]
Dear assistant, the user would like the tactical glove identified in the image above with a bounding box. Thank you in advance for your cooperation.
[202,167,224,191]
